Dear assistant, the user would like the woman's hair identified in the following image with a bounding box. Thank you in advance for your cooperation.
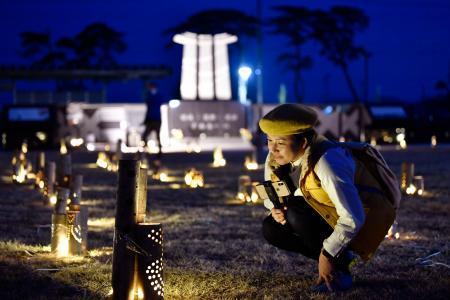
[292,129,317,147]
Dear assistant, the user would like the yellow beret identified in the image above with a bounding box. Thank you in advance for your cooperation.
[259,103,318,135]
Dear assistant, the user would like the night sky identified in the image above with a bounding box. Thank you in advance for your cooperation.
[0,0,449,104]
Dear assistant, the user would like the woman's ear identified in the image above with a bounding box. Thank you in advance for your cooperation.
[301,138,308,150]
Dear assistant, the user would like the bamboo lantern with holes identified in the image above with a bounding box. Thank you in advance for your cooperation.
[112,159,163,300]
[400,162,414,193]
[51,188,70,257]
[135,224,164,299]
[57,154,72,188]
[68,174,88,255]
[67,206,88,256]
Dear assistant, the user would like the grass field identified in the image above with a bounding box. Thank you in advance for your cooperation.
[0,147,449,299]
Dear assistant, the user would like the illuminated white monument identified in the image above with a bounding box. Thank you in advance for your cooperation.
[173,32,237,101]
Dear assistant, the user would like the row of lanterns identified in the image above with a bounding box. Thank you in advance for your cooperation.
[10,141,88,257]
[369,129,439,150]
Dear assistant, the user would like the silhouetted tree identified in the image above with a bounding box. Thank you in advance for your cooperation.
[19,31,66,68]
[20,23,126,69]
[165,9,259,37]
[312,6,369,102]
[268,5,314,102]
[65,23,127,68]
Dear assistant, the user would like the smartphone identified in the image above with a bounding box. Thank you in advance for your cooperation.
[255,181,291,200]
[271,181,290,197]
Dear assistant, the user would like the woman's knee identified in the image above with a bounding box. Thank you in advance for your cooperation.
[285,209,308,233]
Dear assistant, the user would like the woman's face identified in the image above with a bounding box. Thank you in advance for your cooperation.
[267,135,304,165]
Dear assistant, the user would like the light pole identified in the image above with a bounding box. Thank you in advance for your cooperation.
[238,66,252,105]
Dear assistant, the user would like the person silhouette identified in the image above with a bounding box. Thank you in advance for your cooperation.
[141,82,164,160]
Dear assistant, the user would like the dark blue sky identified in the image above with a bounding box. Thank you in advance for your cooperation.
[0,0,449,104]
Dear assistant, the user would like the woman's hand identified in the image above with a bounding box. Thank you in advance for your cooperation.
[271,208,287,225]
[316,251,336,292]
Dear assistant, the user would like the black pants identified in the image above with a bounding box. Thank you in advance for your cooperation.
[262,197,333,261]
[142,120,162,157]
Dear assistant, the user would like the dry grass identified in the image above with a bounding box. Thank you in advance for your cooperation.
[0,148,449,299]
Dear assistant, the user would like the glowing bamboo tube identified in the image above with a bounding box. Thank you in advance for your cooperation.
[45,161,57,205]
[51,188,70,257]
[400,162,414,193]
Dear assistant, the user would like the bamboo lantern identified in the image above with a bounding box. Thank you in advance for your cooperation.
[112,160,164,300]
[67,206,88,256]
[51,188,70,257]
[413,175,425,196]
[57,154,72,188]
[135,224,164,299]
[35,152,46,189]
[68,174,88,255]
[400,162,414,193]
[69,174,83,210]
[45,161,57,205]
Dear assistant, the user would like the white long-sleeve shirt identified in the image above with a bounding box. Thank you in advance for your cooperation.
[264,146,366,257]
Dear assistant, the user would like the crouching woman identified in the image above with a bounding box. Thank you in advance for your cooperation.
[259,103,397,292]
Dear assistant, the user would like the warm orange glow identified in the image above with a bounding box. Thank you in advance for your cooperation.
[431,135,437,148]
[13,164,27,183]
[250,191,259,203]
[244,156,258,170]
[212,147,226,167]
[21,141,28,154]
[184,168,204,188]
[399,140,407,149]
[49,194,57,205]
[406,184,416,195]
[159,172,168,182]
[96,152,109,169]
[239,128,253,141]
[70,137,84,147]
[60,139,68,154]
[55,231,69,257]
[386,222,400,239]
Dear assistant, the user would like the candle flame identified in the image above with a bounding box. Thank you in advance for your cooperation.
[212,147,226,167]
[49,194,57,205]
[60,139,68,154]
[244,156,258,170]
[431,135,437,148]
[185,169,204,188]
